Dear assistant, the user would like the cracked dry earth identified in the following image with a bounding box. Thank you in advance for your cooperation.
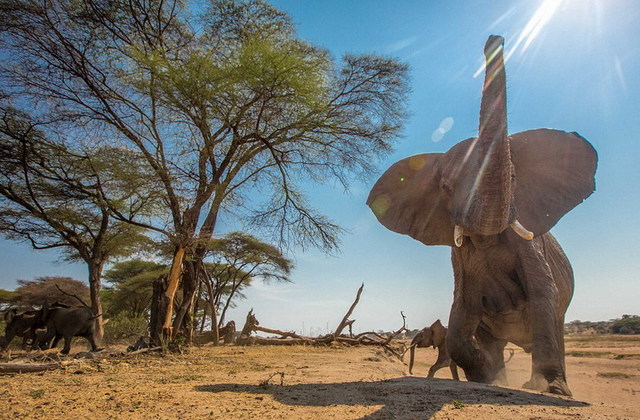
[0,335,639,419]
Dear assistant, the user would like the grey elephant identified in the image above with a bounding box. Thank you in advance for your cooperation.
[367,35,597,396]
[3,308,39,350]
[408,320,459,380]
[35,306,102,354]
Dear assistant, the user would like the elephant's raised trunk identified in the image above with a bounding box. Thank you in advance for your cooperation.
[462,35,516,236]
[409,344,416,374]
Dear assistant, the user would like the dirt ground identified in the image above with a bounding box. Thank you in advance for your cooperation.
[0,334,638,419]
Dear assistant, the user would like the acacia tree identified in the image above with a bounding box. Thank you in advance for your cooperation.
[201,231,292,332]
[0,0,410,339]
[11,276,90,308]
[102,259,168,319]
[0,106,152,338]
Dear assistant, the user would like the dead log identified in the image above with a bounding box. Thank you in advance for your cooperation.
[126,346,163,356]
[333,283,364,337]
[253,325,304,339]
[245,337,317,346]
[0,362,61,373]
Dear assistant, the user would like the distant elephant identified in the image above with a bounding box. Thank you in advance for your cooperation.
[367,35,597,396]
[3,308,39,350]
[408,320,459,380]
[219,320,237,344]
[35,306,101,355]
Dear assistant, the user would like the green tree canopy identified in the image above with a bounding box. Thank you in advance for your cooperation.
[103,259,167,318]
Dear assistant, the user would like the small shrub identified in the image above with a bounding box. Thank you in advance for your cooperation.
[452,400,465,409]
[29,389,45,399]
[103,314,148,344]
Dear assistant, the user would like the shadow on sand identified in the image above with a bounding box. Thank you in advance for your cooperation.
[195,376,588,419]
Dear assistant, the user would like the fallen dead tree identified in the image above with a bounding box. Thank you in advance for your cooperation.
[236,284,408,357]
[0,362,62,373]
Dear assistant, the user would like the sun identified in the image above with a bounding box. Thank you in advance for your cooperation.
[474,0,606,78]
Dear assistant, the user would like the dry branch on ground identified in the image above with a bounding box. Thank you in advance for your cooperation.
[236,284,408,357]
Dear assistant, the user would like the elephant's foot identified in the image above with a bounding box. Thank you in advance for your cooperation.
[490,368,508,385]
[547,378,572,397]
[523,374,572,396]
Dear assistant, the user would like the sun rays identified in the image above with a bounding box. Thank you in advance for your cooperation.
[474,0,563,78]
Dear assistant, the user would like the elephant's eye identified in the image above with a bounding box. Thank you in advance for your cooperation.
[441,182,453,196]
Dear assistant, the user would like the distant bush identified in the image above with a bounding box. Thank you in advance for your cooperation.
[610,315,640,335]
[566,314,640,335]
[103,314,148,344]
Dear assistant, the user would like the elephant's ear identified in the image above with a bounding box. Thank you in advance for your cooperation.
[430,319,446,348]
[511,129,597,236]
[367,153,453,246]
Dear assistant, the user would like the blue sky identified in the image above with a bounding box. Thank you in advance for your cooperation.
[1,0,639,334]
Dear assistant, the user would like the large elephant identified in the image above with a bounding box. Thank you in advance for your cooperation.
[35,306,101,355]
[408,319,459,380]
[367,35,597,396]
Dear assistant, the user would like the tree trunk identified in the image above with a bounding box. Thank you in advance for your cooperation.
[88,261,105,342]
[149,276,169,346]
[201,265,219,345]
[172,259,198,341]
[163,246,186,339]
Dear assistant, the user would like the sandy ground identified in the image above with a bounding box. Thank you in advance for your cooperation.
[0,334,638,419]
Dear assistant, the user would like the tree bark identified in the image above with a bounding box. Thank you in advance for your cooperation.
[0,363,61,373]
[172,259,198,339]
[88,261,105,342]
[150,276,169,346]
[163,246,186,339]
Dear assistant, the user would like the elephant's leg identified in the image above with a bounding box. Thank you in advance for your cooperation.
[427,349,450,378]
[545,317,571,395]
[61,335,72,354]
[446,249,494,382]
[39,329,57,350]
[449,360,460,381]
[86,334,100,352]
[51,335,62,349]
[519,239,571,396]
[21,335,29,351]
[446,301,492,382]
[476,324,507,383]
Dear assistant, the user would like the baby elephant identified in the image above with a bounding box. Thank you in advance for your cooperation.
[409,319,459,380]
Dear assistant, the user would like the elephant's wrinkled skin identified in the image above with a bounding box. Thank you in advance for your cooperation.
[368,35,597,396]
[409,320,459,380]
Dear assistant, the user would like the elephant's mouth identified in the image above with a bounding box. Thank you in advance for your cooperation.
[453,221,533,247]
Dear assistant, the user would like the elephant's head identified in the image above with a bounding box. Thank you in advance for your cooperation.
[409,319,446,374]
[2,308,38,349]
[367,35,597,247]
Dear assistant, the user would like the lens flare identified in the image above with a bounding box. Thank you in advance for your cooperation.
[474,0,563,78]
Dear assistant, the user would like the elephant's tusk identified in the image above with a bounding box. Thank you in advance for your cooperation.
[454,225,464,247]
[510,220,534,240]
